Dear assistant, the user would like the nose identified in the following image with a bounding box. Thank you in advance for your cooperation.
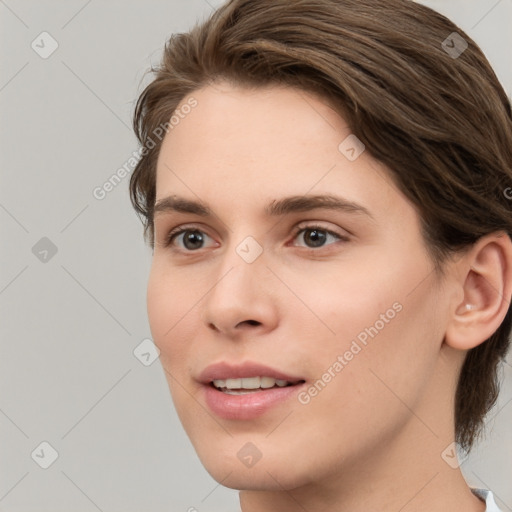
[200,244,279,337]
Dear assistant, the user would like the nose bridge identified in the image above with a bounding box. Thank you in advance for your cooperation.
[201,232,276,332]
[211,234,266,302]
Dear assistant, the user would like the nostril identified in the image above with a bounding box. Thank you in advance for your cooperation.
[244,320,260,326]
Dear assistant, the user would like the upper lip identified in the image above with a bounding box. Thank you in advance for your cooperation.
[198,361,305,384]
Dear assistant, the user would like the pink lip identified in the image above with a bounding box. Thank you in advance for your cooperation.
[197,361,306,420]
[202,383,307,420]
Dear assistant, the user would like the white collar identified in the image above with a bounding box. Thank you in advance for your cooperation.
[471,488,502,511]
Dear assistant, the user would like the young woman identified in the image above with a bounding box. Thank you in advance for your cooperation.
[129,1,512,510]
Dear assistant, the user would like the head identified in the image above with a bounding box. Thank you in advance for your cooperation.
[130,0,512,490]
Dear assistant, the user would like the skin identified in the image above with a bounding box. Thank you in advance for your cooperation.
[147,81,511,511]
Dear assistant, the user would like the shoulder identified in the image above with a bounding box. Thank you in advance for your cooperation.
[471,488,502,512]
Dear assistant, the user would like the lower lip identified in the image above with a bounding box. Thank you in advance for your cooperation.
[202,382,306,420]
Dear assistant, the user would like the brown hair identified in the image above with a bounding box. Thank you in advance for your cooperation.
[129,0,512,451]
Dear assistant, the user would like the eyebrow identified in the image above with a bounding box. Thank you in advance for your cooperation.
[153,194,374,220]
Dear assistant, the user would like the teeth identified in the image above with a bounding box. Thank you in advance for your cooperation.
[212,377,294,390]
[260,376,276,388]
[226,378,242,389]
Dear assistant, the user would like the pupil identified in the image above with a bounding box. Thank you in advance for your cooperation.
[305,229,326,247]
[184,231,203,250]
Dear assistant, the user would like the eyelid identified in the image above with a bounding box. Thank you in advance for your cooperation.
[292,221,351,239]
[167,223,207,239]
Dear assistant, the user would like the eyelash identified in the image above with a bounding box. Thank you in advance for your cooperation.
[162,223,349,252]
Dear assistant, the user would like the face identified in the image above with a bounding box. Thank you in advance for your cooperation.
[147,81,454,491]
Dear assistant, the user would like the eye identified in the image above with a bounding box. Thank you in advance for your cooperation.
[165,227,217,251]
[292,224,347,249]
[161,223,348,252]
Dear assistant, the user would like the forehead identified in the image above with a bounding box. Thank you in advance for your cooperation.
[154,82,404,220]
[159,82,349,164]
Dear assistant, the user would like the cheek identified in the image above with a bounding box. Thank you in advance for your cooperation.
[147,267,172,341]
[278,256,408,352]
[312,276,443,419]
[146,266,202,420]
[146,264,198,362]
[296,251,444,405]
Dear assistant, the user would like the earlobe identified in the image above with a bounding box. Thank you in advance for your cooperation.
[445,232,512,351]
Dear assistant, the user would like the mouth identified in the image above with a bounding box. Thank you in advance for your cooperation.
[198,361,307,420]
[210,376,305,395]
[198,361,307,419]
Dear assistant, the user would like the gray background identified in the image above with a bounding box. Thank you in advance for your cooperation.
[0,1,510,511]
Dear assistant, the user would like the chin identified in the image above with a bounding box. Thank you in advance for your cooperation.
[196,448,312,491]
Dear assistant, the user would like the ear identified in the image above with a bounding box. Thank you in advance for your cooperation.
[444,232,512,350]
